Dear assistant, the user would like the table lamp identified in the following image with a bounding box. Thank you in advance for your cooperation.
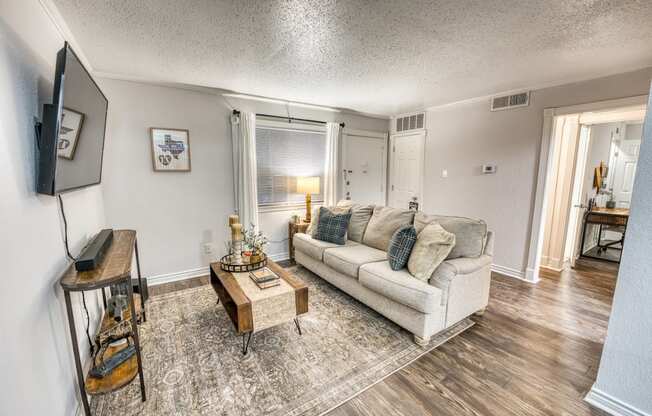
[297,176,320,222]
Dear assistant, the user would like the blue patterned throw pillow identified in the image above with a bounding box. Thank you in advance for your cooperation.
[387,225,417,270]
[315,207,352,245]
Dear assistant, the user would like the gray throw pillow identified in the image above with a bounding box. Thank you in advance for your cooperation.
[362,206,415,251]
[408,222,456,281]
[387,225,417,270]
[315,207,352,245]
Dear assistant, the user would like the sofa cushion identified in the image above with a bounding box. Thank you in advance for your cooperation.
[387,225,417,270]
[414,212,487,259]
[348,204,374,242]
[408,222,456,281]
[323,244,387,278]
[315,207,352,245]
[359,261,442,313]
[363,206,415,251]
[293,233,358,261]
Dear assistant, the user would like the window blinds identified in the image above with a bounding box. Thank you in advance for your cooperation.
[255,127,326,206]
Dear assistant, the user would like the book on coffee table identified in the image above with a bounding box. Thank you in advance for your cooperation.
[249,267,280,289]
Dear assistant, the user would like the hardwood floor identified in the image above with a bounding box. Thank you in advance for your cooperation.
[150,262,617,416]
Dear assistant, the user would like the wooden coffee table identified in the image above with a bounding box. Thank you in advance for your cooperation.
[209,259,308,354]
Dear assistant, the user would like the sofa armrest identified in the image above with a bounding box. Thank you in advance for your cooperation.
[484,231,494,256]
[429,255,492,286]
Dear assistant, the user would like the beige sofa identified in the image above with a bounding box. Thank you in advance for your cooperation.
[293,205,492,345]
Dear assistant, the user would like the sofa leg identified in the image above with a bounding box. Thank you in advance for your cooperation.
[473,308,486,316]
[413,335,430,347]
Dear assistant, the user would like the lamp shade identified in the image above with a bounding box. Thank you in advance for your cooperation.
[297,176,320,194]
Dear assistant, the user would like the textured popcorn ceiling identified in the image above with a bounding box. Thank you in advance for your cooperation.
[52,0,652,115]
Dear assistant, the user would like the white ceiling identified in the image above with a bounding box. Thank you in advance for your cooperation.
[52,0,652,116]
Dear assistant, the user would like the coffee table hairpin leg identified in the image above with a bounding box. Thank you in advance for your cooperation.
[294,318,302,336]
[242,332,253,355]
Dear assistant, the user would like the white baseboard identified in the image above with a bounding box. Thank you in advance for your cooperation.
[148,266,210,286]
[585,385,651,416]
[267,252,290,262]
[491,264,538,283]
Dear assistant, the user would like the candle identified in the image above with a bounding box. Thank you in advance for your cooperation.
[231,223,243,241]
[228,214,239,226]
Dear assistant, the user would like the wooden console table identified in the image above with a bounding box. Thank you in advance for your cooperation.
[60,230,146,416]
[579,208,629,263]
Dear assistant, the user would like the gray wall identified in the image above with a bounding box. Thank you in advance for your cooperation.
[422,67,652,276]
[0,1,106,414]
[591,85,652,415]
[99,78,388,279]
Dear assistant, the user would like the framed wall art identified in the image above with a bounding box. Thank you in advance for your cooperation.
[150,127,191,172]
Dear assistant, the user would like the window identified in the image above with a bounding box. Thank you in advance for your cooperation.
[256,123,326,206]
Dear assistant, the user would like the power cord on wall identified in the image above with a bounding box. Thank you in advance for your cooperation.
[58,194,95,356]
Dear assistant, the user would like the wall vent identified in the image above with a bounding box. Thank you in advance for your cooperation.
[491,91,530,111]
[395,112,425,132]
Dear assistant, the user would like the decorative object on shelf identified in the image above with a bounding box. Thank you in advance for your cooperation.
[107,295,128,322]
[593,161,608,191]
[90,342,136,378]
[150,127,191,171]
[220,253,267,272]
[291,214,300,224]
[297,176,320,222]
[57,107,85,160]
[249,267,281,289]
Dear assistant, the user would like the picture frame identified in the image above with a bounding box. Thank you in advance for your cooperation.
[57,107,85,160]
[150,127,191,172]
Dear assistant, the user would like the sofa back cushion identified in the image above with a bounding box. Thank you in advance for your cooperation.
[363,206,415,251]
[315,207,352,245]
[347,204,374,242]
[414,212,486,259]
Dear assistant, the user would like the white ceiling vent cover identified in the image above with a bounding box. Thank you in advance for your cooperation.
[491,91,530,111]
[395,112,425,132]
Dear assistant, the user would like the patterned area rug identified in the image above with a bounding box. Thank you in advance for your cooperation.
[91,266,473,416]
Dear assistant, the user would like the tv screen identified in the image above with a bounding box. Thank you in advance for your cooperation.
[37,42,108,195]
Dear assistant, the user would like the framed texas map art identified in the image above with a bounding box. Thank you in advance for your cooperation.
[57,107,85,160]
[150,128,191,171]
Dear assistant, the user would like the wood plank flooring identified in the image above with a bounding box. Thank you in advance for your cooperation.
[150,261,617,416]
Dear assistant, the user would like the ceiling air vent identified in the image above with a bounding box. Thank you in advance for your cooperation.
[395,112,425,132]
[491,91,530,111]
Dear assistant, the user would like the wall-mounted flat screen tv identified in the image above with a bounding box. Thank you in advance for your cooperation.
[36,42,108,195]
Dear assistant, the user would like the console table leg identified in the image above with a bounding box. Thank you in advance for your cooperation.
[135,240,146,322]
[127,279,146,402]
[64,290,91,416]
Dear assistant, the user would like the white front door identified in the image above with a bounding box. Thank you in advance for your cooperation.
[611,137,641,208]
[342,131,387,205]
[389,132,425,210]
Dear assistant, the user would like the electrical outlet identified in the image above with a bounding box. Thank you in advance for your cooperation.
[203,243,214,255]
[442,169,448,178]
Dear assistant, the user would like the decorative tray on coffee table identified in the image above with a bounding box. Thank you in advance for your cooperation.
[220,253,267,273]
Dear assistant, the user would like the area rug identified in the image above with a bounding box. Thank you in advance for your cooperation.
[91,266,474,416]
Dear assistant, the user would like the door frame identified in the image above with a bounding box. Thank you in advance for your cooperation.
[388,129,427,211]
[342,128,389,205]
[525,95,648,283]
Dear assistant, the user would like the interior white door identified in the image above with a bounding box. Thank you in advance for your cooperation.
[389,132,425,210]
[611,137,641,208]
[567,124,591,268]
[342,132,387,205]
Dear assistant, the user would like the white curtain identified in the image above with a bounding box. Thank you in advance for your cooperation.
[324,122,341,206]
[231,112,259,229]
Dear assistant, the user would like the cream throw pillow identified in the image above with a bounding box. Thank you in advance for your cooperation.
[407,222,456,281]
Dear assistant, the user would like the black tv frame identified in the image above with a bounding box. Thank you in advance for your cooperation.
[36,42,108,195]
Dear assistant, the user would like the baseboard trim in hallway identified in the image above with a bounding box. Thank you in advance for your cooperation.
[585,386,651,416]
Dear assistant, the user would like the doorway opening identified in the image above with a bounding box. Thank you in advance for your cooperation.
[528,98,647,280]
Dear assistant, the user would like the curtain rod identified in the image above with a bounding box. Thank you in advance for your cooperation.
[232,109,345,128]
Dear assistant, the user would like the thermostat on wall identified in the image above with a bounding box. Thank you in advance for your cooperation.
[482,164,497,174]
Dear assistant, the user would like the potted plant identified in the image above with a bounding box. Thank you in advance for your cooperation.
[243,224,268,263]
